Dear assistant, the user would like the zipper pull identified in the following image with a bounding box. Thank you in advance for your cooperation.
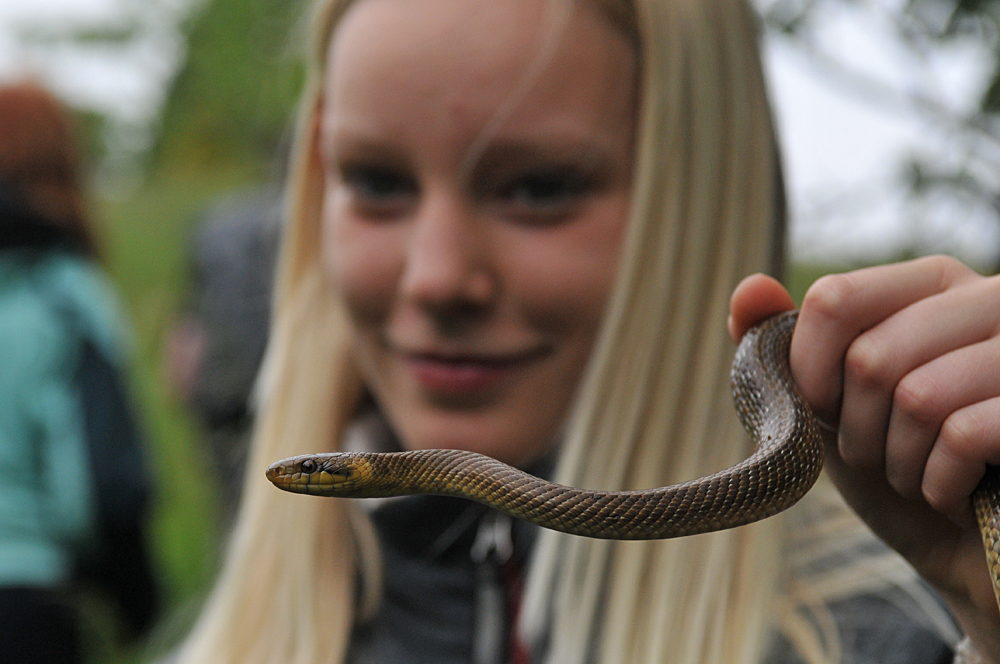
[471,512,514,664]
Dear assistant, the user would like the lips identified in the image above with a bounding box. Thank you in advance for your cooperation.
[403,349,545,396]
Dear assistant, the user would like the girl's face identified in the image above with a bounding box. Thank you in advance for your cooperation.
[320,0,637,467]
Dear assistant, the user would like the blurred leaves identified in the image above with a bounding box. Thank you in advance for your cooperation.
[41,0,309,660]
[19,25,142,44]
[758,0,1000,270]
[151,0,305,174]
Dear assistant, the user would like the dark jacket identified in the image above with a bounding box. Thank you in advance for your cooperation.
[345,415,956,664]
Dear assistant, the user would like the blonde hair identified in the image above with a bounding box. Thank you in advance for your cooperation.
[175,4,362,662]
[521,1,785,661]
[176,1,950,663]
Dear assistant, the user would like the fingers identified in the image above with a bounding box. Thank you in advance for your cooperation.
[922,396,1000,522]
[731,256,1000,520]
[792,255,1000,523]
[838,272,998,473]
[791,255,978,423]
[886,335,1000,504]
[766,255,1000,628]
[728,273,796,342]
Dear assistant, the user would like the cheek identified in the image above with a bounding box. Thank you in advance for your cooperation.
[512,205,627,339]
[321,195,403,325]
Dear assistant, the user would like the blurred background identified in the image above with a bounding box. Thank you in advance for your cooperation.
[1,0,998,661]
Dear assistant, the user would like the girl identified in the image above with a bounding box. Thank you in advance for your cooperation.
[177,0,1000,662]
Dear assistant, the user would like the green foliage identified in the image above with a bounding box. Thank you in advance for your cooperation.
[786,262,844,304]
[981,68,1000,113]
[152,0,306,173]
[77,0,312,656]
[789,256,893,302]
[74,109,111,178]
[85,166,261,663]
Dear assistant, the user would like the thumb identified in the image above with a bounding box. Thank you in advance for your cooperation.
[728,273,796,342]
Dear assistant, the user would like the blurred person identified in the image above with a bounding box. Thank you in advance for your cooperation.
[173,1,1000,663]
[167,186,282,521]
[0,81,159,663]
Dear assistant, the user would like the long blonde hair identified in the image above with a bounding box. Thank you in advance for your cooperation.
[519,1,786,661]
[175,1,950,663]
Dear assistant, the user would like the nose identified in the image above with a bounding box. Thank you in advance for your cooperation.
[399,194,495,312]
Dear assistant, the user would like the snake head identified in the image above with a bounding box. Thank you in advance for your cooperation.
[266,453,373,496]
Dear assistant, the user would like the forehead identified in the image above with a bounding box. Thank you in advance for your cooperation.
[322,0,637,147]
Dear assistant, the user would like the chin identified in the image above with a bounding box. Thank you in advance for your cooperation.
[403,416,548,469]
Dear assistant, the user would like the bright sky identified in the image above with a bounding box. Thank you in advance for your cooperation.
[2,0,997,269]
[0,0,187,128]
[760,0,1000,269]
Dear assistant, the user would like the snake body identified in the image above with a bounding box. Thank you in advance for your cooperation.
[974,469,1000,608]
[266,311,823,539]
[267,311,1000,606]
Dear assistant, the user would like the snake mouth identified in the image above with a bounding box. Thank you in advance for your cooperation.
[265,462,296,491]
[265,461,314,493]
[265,459,346,495]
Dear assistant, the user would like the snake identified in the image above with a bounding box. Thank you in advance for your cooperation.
[266,310,1000,607]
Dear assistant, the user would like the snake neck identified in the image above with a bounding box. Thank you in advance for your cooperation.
[381,450,539,499]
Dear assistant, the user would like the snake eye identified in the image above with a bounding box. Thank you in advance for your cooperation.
[300,459,317,474]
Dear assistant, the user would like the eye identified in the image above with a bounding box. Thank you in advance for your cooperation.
[340,165,417,212]
[496,167,596,220]
[511,172,586,202]
[300,459,317,474]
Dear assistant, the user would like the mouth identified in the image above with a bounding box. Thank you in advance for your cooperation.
[402,347,548,395]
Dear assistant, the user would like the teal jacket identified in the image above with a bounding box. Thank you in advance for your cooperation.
[0,249,130,587]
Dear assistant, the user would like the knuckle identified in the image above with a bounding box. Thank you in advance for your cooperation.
[938,410,985,460]
[982,277,1000,333]
[884,443,921,498]
[843,335,893,391]
[888,472,921,502]
[893,373,945,428]
[836,437,864,468]
[920,254,973,288]
[801,273,858,324]
[985,273,1000,294]
[838,440,877,472]
[883,458,907,491]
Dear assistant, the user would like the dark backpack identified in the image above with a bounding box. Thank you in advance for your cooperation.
[35,269,160,641]
[72,336,160,639]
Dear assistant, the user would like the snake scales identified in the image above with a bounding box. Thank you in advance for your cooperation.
[267,310,1000,607]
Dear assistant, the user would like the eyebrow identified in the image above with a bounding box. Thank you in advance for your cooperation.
[461,132,622,180]
[322,119,627,178]
[320,123,409,170]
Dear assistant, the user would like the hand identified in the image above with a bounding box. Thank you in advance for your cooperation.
[730,256,1000,660]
